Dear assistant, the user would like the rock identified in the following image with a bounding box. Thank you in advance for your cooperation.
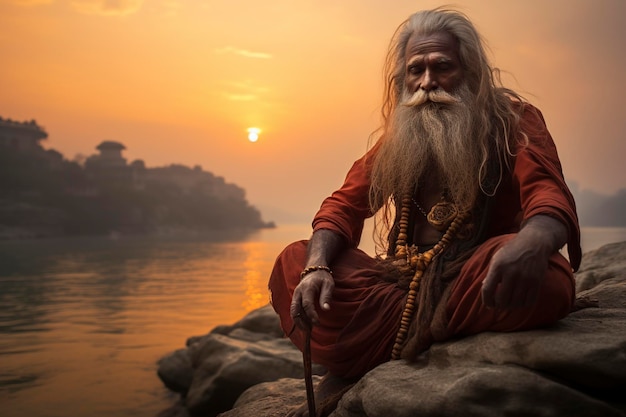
[185,334,318,415]
[326,241,626,417]
[157,241,626,417]
[219,377,321,417]
[157,348,194,394]
[330,286,626,417]
[333,361,624,417]
[575,241,626,292]
[156,304,325,417]
[156,400,191,417]
[207,304,285,339]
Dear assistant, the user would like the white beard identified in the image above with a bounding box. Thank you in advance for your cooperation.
[370,82,482,212]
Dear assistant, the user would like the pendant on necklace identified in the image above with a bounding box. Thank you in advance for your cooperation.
[427,201,458,231]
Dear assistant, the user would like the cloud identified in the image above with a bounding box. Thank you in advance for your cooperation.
[70,0,143,16]
[214,46,272,59]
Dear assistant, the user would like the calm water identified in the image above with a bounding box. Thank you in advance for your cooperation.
[0,225,624,417]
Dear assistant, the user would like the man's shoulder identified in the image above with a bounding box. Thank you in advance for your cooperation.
[505,98,547,132]
[505,96,543,120]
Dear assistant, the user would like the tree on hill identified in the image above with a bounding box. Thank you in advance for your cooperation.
[0,138,272,238]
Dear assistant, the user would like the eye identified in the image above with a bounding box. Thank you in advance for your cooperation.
[436,60,456,72]
[407,64,423,75]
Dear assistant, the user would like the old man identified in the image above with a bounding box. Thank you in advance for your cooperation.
[269,8,580,416]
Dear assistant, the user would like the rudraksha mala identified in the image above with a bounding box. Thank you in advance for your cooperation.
[391,195,468,360]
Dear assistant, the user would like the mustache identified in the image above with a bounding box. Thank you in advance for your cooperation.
[401,88,461,107]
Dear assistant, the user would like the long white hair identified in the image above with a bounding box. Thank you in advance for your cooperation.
[369,8,528,252]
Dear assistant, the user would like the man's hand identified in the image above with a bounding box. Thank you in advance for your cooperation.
[290,270,334,330]
[289,229,345,330]
[481,215,567,310]
[481,236,550,309]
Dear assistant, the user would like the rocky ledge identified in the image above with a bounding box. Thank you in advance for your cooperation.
[157,241,626,417]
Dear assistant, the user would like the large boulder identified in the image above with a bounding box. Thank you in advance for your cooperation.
[330,275,626,417]
[220,377,322,417]
[157,241,626,417]
[575,241,626,292]
[156,304,325,417]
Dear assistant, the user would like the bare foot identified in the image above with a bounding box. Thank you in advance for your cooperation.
[286,373,356,417]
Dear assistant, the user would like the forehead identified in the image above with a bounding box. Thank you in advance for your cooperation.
[404,31,460,64]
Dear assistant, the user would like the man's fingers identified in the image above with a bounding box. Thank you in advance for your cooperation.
[523,286,539,308]
[290,294,301,318]
[481,268,498,308]
[290,292,308,330]
[301,292,319,324]
[319,279,334,311]
[291,273,333,328]
[494,275,515,308]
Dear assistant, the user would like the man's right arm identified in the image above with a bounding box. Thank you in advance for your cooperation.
[305,228,346,268]
[293,143,381,328]
[290,229,345,328]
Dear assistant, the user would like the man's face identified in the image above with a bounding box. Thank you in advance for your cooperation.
[404,31,463,95]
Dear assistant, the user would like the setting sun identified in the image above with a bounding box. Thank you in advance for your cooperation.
[0,0,624,226]
[247,127,261,143]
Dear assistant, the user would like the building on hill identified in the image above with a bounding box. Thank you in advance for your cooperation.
[0,117,48,152]
[85,140,131,182]
[129,159,146,190]
[143,164,246,201]
[82,142,246,202]
[0,121,273,235]
[44,149,64,170]
[92,141,127,167]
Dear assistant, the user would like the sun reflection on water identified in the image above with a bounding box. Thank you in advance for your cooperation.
[241,242,272,312]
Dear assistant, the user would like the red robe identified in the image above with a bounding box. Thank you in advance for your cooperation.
[269,104,581,378]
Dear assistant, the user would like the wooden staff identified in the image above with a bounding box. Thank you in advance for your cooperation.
[303,323,316,417]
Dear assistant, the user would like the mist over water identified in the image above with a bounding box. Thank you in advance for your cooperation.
[0,225,624,417]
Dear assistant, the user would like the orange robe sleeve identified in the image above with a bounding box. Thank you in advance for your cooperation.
[511,104,582,270]
[311,143,380,247]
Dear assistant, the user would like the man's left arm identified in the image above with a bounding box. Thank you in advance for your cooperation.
[481,214,567,309]
[509,104,582,269]
[481,104,578,310]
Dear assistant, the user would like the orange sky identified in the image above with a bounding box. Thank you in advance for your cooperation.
[1,0,625,224]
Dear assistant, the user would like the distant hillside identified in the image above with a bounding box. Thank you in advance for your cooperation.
[0,117,274,239]
[569,182,626,227]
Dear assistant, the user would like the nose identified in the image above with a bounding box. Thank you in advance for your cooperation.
[420,69,438,92]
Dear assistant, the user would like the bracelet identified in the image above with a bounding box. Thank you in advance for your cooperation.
[300,265,332,280]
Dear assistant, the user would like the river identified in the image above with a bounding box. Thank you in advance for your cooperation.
[0,224,624,417]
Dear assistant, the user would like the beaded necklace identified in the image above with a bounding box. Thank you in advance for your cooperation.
[390,195,468,360]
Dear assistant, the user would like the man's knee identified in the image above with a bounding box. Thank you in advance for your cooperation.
[536,256,575,320]
[446,246,575,334]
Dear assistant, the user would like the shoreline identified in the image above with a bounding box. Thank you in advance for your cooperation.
[0,223,276,242]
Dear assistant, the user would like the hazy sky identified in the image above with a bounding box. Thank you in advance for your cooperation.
[2,0,625,223]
